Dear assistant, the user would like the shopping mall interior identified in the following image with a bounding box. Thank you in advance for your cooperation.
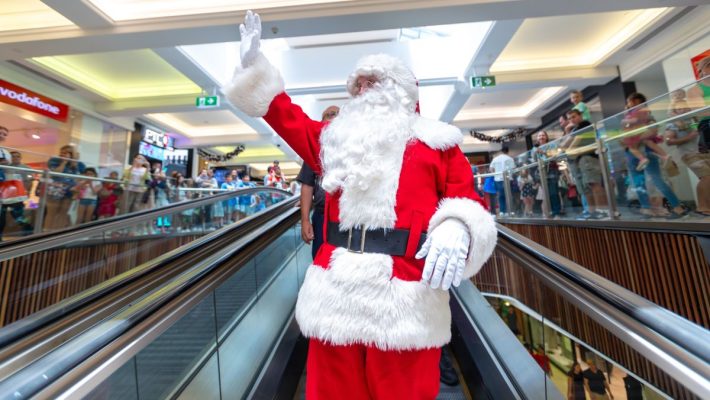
[0,1,707,399]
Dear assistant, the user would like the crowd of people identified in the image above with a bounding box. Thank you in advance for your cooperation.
[0,142,302,240]
[477,58,709,220]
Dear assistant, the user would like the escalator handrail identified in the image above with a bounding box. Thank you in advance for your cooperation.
[496,224,710,363]
[496,227,710,399]
[0,196,296,349]
[0,198,300,399]
[0,186,292,262]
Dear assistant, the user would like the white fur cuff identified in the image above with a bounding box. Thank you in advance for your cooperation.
[427,198,497,278]
[223,53,285,117]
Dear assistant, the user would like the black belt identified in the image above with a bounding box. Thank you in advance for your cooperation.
[326,222,426,256]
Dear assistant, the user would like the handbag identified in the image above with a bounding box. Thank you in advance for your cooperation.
[567,184,578,199]
[664,159,680,177]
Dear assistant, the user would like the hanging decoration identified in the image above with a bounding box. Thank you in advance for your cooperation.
[198,145,245,162]
[469,128,527,143]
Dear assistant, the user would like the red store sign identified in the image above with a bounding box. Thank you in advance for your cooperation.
[0,79,69,122]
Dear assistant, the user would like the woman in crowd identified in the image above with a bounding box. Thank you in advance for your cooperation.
[567,362,586,400]
[221,173,239,223]
[622,94,688,218]
[44,145,85,230]
[122,155,151,214]
[666,86,710,216]
[518,169,535,217]
[97,171,121,220]
[238,174,256,217]
[534,131,561,217]
[72,167,101,224]
[151,162,171,232]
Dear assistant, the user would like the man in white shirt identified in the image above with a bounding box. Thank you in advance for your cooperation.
[489,147,515,215]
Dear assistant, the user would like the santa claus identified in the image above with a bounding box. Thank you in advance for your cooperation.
[224,11,496,399]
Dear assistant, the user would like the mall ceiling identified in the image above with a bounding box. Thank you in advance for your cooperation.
[0,0,708,159]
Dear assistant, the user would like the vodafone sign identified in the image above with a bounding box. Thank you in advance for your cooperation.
[0,79,69,122]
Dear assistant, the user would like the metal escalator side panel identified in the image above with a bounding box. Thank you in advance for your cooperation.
[451,281,563,400]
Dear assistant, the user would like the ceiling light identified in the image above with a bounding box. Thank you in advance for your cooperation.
[455,86,565,121]
[490,8,669,73]
[31,134,41,139]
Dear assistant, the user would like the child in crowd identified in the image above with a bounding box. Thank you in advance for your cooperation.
[221,174,239,223]
[97,171,121,219]
[176,177,194,232]
[621,92,671,171]
[238,174,257,217]
[73,167,101,224]
[517,169,535,217]
[570,90,591,121]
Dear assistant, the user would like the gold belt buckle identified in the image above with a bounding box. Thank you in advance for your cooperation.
[347,226,367,253]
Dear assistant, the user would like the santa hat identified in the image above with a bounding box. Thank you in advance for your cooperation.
[346,54,419,109]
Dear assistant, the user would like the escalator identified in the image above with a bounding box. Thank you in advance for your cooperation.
[0,196,707,399]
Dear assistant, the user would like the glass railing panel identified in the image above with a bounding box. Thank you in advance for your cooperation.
[85,357,138,399]
[0,189,289,328]
[69,216,305,400]
[0,155,285,240]
[509,163,540,218]
[546,124,608,220]
[134,294,217,400]
[596,81,710,220]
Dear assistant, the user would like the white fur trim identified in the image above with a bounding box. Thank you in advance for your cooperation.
[222,53,285,117]
[319,85,412,230]
[412,116,463,150]
[295,249,451,351]
[427,198,497,278]
[346,54,418,110]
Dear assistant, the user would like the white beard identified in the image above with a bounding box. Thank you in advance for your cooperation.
[320,83,414,230]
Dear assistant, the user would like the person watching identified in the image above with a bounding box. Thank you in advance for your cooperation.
[297,106,338,259]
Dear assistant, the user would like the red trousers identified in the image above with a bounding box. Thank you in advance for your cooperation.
[305,339,441,400]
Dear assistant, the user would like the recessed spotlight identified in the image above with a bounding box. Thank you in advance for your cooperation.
[31,134,40,140]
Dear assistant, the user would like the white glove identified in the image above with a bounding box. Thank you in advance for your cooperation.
[416,219,470,290]
[239,10,262,68]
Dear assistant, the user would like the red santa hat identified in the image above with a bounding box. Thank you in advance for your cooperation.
[346,54,419,110]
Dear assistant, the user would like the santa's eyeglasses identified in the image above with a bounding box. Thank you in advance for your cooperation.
[355,78,378,91]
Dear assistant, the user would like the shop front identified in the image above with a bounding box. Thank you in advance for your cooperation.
[132,124,191,178]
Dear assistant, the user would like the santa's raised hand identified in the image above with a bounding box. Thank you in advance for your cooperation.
[240,10,262,68]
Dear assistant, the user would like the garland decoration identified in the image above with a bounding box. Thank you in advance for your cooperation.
[198,145,245,162]
[469,128,527,143]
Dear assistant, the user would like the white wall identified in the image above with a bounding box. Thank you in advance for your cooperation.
[633,79,669,100]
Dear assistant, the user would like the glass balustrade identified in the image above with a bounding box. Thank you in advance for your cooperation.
[487,79,710,222]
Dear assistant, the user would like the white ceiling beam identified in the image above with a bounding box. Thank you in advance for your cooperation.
[41,0,114,29]
[439,19,523,122]
[1,0,704,59]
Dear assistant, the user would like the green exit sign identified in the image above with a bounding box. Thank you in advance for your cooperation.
[471,76,496,88]
[196,96,220,108]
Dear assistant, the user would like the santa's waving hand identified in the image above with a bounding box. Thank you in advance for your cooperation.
[224,11,496,400]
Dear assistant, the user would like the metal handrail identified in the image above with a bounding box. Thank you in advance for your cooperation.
[0,197,294,350]
[496,223,710,398]
[0,186,293,262]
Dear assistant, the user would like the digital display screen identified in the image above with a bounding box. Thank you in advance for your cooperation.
[139,141,165,160]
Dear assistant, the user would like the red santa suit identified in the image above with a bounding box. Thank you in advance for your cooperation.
[225,53,496,399]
